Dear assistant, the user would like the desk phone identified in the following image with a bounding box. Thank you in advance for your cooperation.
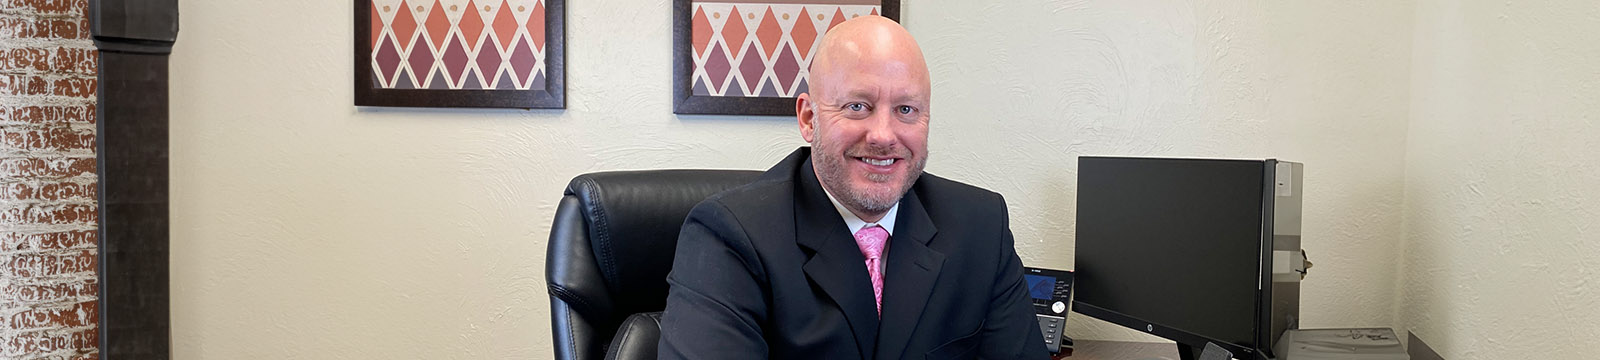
[1023,267,1074,354]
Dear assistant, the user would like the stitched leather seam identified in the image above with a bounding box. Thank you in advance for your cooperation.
[549,283,602,319]
[579,179,621,293]
[564,304,580,360]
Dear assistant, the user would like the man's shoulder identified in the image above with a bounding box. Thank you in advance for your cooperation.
[912,172,1006,211]
[702,175,793,210]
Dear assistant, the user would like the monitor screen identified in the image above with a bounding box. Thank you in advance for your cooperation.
[1074,157,1267,349]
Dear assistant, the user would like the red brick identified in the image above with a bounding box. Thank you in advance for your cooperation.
[0,0,87,16]
[0,231,97,251]
[50,47,95,75]
[0,157,94,178]
[48,18,79,39]
[7,301,95,330]
[48,77,93,97]
[0,16,45,38]
[0,126,95,152]
[0,204,97,226]
[2,326,96,356]
[2,280,96,305]
[0,74,49,96]
[0,250,94,278]
[0,47,50,72]
[0,105,95,125]
[0,180,96,202]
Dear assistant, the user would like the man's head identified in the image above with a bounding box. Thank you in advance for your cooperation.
[797,15,931,223]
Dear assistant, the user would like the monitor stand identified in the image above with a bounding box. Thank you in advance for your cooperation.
[1176,343,1237,360]
[1176,344,1203,360]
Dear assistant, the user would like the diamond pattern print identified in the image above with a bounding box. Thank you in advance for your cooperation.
[690,2,881,98]
[721,5,749,59]
[391,0,419,51]
[424,0,451,52]
[370,0,546,90]
[459,0,486,51]
[491,0,518,52]
[691,7,713,57]
[528,0,546,52]
[443,35,470,86]
[375,34,402,87]
[509,36,537,88]
[755,7,782,60]
[371,2,384,48]
[791,7,818,59]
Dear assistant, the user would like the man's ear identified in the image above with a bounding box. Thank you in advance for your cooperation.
[796,93,816,143]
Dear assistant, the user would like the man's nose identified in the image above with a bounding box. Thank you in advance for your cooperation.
[864,109,897,147]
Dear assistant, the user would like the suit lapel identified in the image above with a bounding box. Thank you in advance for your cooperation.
[794,156,881,359]
[874,189,944,360]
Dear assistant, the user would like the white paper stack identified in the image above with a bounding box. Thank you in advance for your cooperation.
[1274,328,1409,360]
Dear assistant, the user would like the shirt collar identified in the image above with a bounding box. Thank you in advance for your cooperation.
[821,184,898,236]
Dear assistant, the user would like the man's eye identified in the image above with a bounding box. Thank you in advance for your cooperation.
[846,103,867,112]
[896,105,915,115]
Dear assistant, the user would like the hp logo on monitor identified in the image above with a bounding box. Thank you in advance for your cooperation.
[1147,324,1154,332]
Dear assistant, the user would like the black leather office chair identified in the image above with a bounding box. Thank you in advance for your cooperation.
[546,170,762,360]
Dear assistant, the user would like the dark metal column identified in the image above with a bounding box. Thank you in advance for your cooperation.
[90,0,177,358]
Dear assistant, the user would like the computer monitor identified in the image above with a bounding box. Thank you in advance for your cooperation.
[1073,156,1303,360]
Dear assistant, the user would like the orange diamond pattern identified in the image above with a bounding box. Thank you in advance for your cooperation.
[458,0,486,50]
[491,0,518,52]
[790,7,817,59]
[371,2,384,48]
[755,7,783,60]
[391,0,419,51]
[721,5,749,59]
[423,0,452,51]
[690,2,882,98]
[691,7,713,57]
[369,0,548,90]
[529,0,546,52]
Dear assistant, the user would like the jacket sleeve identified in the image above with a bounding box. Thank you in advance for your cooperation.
[657,200,771,359]
[977,200,1053,359]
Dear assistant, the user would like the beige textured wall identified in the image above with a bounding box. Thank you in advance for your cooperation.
[168,0,1414,357]
[1401,1,1600,359]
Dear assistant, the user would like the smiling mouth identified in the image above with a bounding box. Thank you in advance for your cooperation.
[859,157,896,166]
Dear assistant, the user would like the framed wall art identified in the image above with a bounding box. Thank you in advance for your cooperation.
[356,0,565,108]
[673,0,900,115]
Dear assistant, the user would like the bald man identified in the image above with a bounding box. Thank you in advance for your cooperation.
[658,16,1048,359]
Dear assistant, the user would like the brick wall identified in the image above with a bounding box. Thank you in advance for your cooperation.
[0,0,99,358]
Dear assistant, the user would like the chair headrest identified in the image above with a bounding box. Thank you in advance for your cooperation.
[564,169,762,312]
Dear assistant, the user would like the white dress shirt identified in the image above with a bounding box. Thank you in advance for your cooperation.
[821,185,898,274]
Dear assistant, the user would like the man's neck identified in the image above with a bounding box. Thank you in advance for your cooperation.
[814,174,889,222]
[813,167,899,235]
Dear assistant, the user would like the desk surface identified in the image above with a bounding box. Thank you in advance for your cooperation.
[1057,340,1181,360]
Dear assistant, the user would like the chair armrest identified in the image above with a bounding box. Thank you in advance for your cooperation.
[603,312,663,360]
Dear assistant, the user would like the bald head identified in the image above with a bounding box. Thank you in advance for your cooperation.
[807,16,930,108]
[795,15,933,223]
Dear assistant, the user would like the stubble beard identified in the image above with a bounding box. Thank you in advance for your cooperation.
[812,139,927,215]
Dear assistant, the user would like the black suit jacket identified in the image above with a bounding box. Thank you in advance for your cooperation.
[658,147,1048,359]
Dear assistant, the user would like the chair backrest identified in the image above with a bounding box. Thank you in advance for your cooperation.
[546,170,762,360]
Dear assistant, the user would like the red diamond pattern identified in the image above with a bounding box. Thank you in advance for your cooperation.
[368,0,547,90]
[690,3,879,98]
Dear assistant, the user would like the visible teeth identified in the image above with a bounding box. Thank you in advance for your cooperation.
[862,158,895,166]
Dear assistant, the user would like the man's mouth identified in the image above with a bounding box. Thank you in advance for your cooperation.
[859,157,896,166]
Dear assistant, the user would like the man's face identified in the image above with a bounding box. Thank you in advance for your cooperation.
[798,36,931,217]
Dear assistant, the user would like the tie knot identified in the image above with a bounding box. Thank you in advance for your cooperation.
[853,225,888,259]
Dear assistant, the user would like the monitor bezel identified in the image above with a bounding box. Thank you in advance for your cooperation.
[1070,156,1283,360]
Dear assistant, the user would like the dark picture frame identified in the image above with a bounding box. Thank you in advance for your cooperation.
[355,0,565,109]
[673,0,899,115]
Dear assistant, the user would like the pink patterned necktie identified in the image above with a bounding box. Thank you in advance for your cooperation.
[853,225,889,316]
